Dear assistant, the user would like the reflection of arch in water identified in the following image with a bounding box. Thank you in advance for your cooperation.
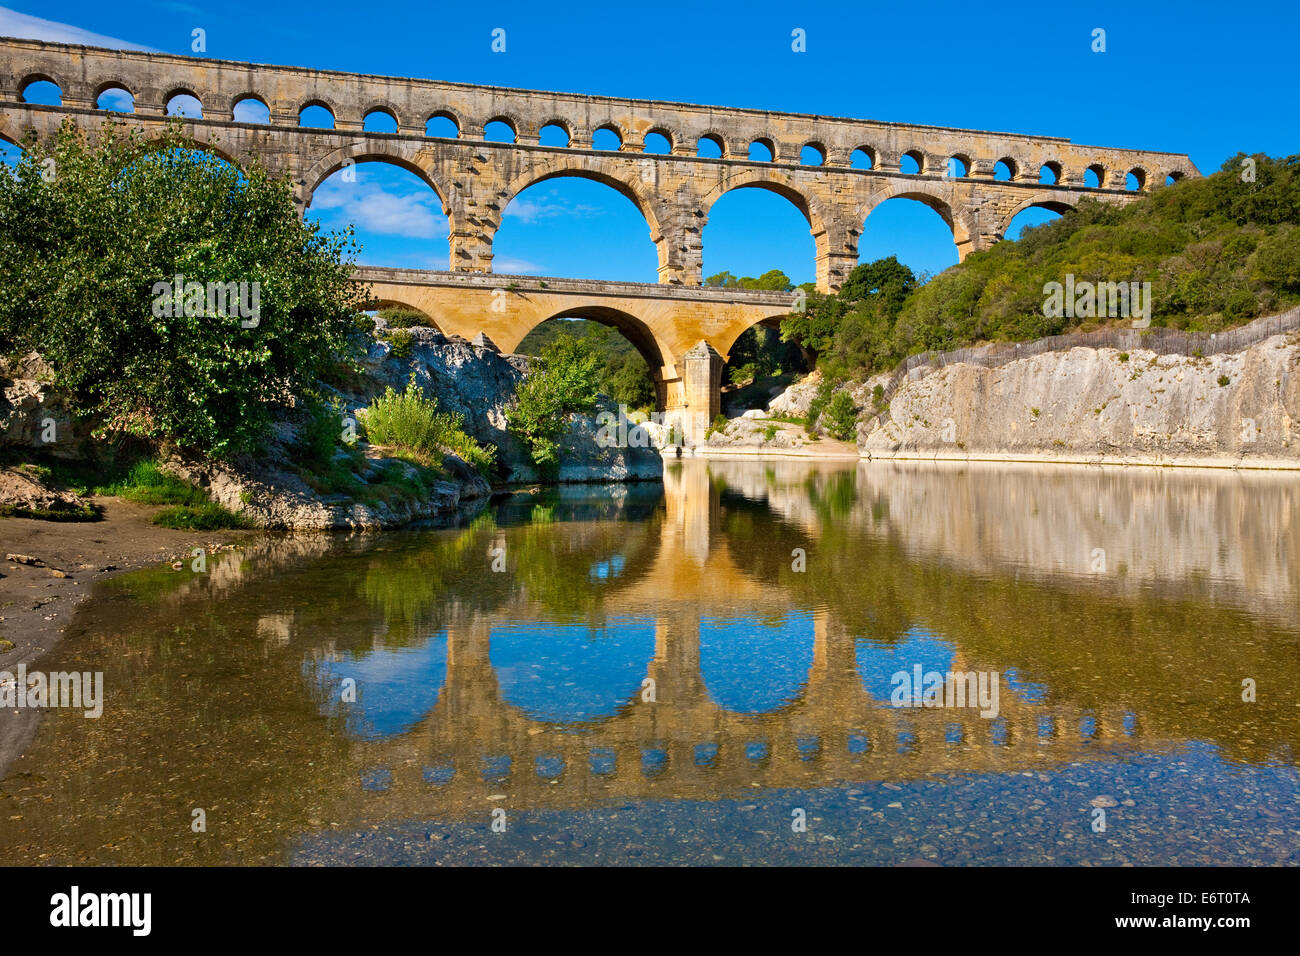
[855,627,956,704]
[309,631,449,740]
[699,611,817,714]
[490,618,657,725]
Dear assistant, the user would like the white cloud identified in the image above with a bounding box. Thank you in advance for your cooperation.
[504,189,605,224]
[492,257,543,275]
[0,6,154,51]
[311,179,448,240]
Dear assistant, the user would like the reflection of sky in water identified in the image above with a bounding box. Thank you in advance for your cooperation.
[491,618,656,725]
[589,554,625,581]
[1004,667,1049,704]
[855,628,956,705]
[310,633,448,740]
[699,612,816,713]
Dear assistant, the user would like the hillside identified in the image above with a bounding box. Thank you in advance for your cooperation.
[784,153,1300,379]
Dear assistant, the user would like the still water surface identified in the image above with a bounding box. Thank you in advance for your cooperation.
[3,459,1298,865]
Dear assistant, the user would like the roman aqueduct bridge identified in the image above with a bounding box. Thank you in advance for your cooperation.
[0,36,1199,435]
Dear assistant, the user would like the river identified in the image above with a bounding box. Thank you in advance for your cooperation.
[2,458,1297,865]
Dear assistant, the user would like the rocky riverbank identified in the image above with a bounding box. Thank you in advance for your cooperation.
[698,321,1300,470]
[1,325,663,532]
[861,333,1300,468]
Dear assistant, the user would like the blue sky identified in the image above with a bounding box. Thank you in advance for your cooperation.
[3,1,1298,284]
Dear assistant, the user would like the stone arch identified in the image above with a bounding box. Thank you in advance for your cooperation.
[18,72,64,95]
[498,158,666,249]
[850,144,877,169]
[129,129,247,172]
[1126,166,1148,191]
[363,295,442,331]
[519,305,671,394]
[701,169,831,287]
[362,101,402,128]
[229,91,270,124]
[859,181,976,252]
[899,148,926,173]
[482,112,521,140]
[163,86,203,105]
[298,96,341,124]
[695,130,729,158]
[701,169,829,241]
[91,77,135,101]
[300,142,452,216]
[748,136,777,162]
[999,192,1078,236]
[712,310,801,362]
[589,121,627,149]
[947,152,973,177]
[644,125,677,152]
[424,107,462,137]
[801,141,827,166]
[537,116,574,143]
[0,120,22,148]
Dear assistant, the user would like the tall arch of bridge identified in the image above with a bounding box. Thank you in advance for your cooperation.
[495,158,667,279]
[0,36,1200,441]
[300,140,452,218]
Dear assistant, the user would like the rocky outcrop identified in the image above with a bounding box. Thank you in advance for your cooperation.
[352,326,661,484]
[0,464,95,518]
[0,353,91,460]
[861,334,1300,467]
[162,439,491,532]
[1,326,662,531]
[355,324,529,466]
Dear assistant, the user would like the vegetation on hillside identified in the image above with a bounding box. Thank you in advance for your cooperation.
[782,153,1300,378]
[13,457,249,529]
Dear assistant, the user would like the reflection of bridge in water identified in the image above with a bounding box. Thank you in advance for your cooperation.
[322,463,1159,821]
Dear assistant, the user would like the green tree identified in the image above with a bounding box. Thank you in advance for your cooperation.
[0,120,366,458]
[505,333,601,472]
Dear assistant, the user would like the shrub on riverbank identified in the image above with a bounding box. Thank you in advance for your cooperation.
[0,120,369,459]
[506,335,601,472]
[361,377,496,475]
[515,319,655,411]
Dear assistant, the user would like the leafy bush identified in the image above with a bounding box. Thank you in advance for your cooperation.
[506,335,601,472]
[804,378,839,431]
[516,319,654,411]
[377,306,431,329]
[362,377,495,474]
[821,390,859,441]
[385,328,414,359]
[0,120,367,459]
[99,459,208,506]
